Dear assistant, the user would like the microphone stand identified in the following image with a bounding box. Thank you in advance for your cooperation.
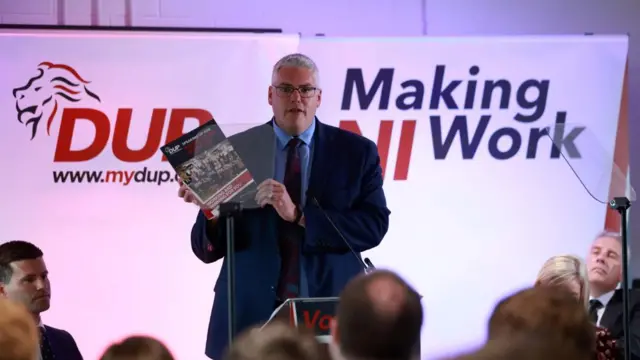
[220,201,242,348]
[610,197,632,360]
[542,125,634,359]
[309,196,422,357]
[310,196,371,273]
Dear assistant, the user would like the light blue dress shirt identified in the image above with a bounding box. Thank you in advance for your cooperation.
[272,118,315,297]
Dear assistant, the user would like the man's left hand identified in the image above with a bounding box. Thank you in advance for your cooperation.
[256,179,297,222]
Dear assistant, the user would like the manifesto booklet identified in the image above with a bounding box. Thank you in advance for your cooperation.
[161,119,256,219]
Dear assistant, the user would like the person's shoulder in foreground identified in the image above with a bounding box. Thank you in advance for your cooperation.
[0,297,39,360]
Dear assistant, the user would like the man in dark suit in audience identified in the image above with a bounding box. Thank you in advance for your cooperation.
[0,240,84,360]
[330,269,422,360]
[586,231,640,360]
[179,53,391,360]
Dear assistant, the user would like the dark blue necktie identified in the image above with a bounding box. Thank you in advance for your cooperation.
[589,299,602,323]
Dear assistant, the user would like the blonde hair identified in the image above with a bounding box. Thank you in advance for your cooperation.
[535,255,589,308]
[0,298,39,360]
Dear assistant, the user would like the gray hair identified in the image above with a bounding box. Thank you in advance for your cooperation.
[594,230,631,259]
[271,53,320,86]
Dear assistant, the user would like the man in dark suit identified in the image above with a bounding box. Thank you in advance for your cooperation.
[586,231,640,359]
[178,53,390,360]
[0,240,83,360]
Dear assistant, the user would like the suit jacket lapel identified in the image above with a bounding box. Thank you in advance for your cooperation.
[43,325,59,356]
[600,290,622,330]
[308,119,331,202]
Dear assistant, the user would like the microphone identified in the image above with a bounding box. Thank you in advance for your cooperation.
[364,257,376,270]
[308,194,424,299]
[308,194,374,274]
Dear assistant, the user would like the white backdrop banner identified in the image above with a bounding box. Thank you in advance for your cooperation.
[0,30,629,360]
[299,35,629,356]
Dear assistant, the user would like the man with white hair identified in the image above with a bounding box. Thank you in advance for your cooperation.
[179,53,390,360]
[586,230,640,359]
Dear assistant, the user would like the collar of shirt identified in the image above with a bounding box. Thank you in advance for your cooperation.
[590,283,621,307]
[272,117,316,150]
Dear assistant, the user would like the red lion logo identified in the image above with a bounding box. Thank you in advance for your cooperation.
[12,62,101,140]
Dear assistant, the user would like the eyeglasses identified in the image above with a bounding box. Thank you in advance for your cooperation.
[274,85,319,98]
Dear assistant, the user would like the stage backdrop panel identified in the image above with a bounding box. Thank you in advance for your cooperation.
[299,35,628,358]
[0,30,629,360]
[0,29,300,360]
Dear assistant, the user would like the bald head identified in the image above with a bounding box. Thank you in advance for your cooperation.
[334,270,422,360]
[366,274,407,317]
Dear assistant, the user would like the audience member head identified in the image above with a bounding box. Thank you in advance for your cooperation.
[448,334,584,360]
[269,53,322,136]
[0,297,39,360]
[535,254,589,307]
[586,231,624,297]
[0,241,50,321]
[332,269,423,360]
[100,335,175,360]
[487,285,594,359]
[224,322,324,360]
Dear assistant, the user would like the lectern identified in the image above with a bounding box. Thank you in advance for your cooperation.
[262,297,339,344]
[261,296,421,358]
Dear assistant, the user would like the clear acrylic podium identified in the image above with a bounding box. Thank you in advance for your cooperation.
[262,297,339,343]
[547,123,635,360]
[162,119,278,346]
[261,296,421,358]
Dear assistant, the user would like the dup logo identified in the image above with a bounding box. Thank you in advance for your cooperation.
[12,61,101,140]
[11,61,213,163]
